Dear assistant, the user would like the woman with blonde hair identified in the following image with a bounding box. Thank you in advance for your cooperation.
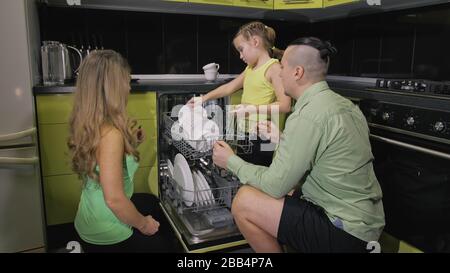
[68,50,175,252]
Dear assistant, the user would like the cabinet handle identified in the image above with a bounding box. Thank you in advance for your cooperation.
[0,127,36,142]
[0,156,39,165]
[370,134,450,160]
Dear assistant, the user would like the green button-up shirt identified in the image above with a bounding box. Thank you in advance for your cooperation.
[228,81,385,243]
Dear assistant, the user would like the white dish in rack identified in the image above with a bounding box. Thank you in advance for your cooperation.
[167,159,174,177]
[173,154,194,206]
[192,171,207,206]
[196,170,215,205]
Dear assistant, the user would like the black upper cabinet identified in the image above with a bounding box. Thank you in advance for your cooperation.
[379,12,415,78]
[331,20,354,76]
[38,3,450,80]
[413,7,450,81]
[163,14,197,74]
[352,14,382,77]
[126,12,163,74]
[198,17,231,74]
[39,7,87,47]
[85,9,126,56]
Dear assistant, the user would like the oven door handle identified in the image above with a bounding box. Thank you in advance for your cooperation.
[370,134,450,160]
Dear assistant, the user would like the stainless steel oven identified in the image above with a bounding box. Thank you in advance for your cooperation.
[156,91,252,253]
[357,98,450,252]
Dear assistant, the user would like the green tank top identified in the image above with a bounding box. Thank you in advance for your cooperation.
[74,155,139,245]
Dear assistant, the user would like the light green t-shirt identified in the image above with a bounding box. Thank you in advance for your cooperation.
[228,81,385,243]
[74,155,139,245]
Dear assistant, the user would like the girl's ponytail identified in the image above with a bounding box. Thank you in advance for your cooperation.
[271,46,285,61]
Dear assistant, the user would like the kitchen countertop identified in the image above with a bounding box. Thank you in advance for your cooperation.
[33,77,233,95]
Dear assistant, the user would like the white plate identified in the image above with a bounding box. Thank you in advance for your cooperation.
[167,159,174,177]
[174,154,194,206]
[192,171,207,206]
[178,105,207,139]
[196,170,215,205]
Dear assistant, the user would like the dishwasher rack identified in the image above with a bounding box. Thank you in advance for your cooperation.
[160,164,240,230]
[161,167,239,211]
[162,112,253,161]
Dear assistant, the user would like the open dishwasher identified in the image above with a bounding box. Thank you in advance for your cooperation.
[157,92,253,252]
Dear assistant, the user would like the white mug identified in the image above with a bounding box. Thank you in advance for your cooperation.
[202,63,220,71]
[204,70,219,81]
[203,63,220,81]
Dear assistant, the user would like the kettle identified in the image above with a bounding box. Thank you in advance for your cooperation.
[41,41,83,86]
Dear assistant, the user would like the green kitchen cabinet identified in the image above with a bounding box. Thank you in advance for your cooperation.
[323,0,356,7]
[36,92,157,122]
[147,164,159,196]
[126,92,158,120]
[274,0,323,9]
[233,0,273,9]
[38,123,72,176]
[189,0,234,6]
[133,166,150,193]
[135,119,158,167]
[36,94,74,124]
[43,174,82,226]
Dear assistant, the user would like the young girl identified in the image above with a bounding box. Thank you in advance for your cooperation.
[68,50,175,252]
[189,21,291,166]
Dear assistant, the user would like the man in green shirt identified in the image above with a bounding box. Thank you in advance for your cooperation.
[213,37,385,253]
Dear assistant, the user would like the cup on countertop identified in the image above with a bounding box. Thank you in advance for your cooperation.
[202,63,220,81]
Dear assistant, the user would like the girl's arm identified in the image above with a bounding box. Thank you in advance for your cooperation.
[188,71,245,105]
[265,62,291,114]
[97,127,159,236]
[235,64,291,116]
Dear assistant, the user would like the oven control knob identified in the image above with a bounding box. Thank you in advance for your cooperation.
[382,112,392,121]
[406,116,415,126]
[433,121,445,133]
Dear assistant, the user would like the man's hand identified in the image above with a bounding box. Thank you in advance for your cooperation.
[257,120,280,144]
[213,141,235,169]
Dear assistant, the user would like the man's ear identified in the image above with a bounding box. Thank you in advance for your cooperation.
[294,66,305,80]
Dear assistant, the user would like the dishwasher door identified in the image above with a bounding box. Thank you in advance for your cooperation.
[156,91,248,252]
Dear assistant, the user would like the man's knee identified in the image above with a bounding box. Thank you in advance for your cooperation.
[231,185,257,217]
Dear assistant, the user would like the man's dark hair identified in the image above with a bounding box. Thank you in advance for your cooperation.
[286,37,338,81]
[289,37,337,61]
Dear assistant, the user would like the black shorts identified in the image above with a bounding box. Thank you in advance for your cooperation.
[277,191,368,253]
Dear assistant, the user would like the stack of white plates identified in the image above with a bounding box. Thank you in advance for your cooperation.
[193,170,215,206]
[172,104,220,152]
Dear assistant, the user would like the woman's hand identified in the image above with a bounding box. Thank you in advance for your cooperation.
[257,120,280,144]
[212,141,235,169]
[138,215,160,236]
